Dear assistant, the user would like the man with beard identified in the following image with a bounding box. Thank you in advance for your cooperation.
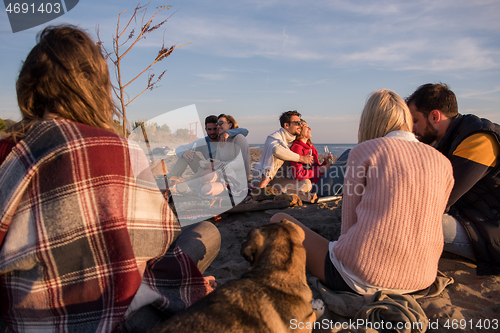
[169,115,248,177]
[252,110,314,196]
[407,83,500,276]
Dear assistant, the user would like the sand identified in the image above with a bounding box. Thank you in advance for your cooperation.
[203,149,500,332]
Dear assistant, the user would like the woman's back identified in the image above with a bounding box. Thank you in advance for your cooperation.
[333,136,454,290]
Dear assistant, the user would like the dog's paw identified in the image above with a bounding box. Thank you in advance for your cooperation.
[311,299,325,318]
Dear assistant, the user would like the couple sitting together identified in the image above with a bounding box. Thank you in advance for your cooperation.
[252,110,350,201]
[170,114,250,201]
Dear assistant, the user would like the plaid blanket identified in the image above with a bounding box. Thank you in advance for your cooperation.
[0,120,209,332]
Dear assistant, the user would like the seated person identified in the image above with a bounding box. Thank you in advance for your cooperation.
[271,89,454,295]
[168,115,248,178]
[407,83,500,275]
[289,120,337,195]
[197,114,250,198]
[252,110,314,197]
[0,25,219,332]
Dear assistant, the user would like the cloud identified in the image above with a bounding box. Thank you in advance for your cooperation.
[153,0,500,72]
[197,73,229,81]
[192,99,225,103]
[408,39,500,71]
[282,27,289,48]
[290,79,331,87]
[460,86,500,99]
[339,38,500,71]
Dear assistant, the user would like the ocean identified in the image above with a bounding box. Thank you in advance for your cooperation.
[249,143,355,157]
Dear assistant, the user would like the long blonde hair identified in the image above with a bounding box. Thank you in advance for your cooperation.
[5,25,118,141]
[358,89,413,144]
[296,119,312,145]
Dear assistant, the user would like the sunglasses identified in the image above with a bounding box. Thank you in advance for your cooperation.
[217,120,228,125]
[289,121,303,126]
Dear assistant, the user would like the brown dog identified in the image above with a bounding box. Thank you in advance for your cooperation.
[149,219,316,333]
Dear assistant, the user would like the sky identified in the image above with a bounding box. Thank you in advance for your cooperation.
[1,0,499,143]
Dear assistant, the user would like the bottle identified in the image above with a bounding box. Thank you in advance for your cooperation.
[305,148,312,170]
[324,146,334,164]
[187,142,197,161]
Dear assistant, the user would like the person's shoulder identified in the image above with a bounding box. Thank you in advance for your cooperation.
[25,119,122,148]
[263,128,283,144]
[453,132,499,167]
[233,133,247,141]
[354,136,438,156]
[353,137,387,150]
[231,133,249,147]
[290,140,302,150]
[270,128,282,135]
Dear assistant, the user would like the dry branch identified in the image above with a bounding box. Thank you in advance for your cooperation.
[96,2,189,136]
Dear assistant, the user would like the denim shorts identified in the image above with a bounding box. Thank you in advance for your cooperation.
[323,252,354,292]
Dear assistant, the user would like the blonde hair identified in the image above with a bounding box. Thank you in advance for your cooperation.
[5,25,118,141]
[358,89,413,144]
[296,119,312,144]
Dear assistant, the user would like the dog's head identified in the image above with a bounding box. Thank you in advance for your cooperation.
[240,219,305,266]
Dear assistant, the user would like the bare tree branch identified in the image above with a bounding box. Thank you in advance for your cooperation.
[95,2,187,137]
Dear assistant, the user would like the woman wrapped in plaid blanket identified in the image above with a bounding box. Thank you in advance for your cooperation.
[0,25,219,332]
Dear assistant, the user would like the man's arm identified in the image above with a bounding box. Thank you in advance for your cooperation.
[273,144,313,164]
[273,144,300,162]
[446,133,499,209]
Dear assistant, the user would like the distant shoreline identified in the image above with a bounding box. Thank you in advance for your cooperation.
[249,143,354,158]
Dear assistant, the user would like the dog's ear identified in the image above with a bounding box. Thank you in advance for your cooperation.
[280,219,305,242]
[241,228,265,265]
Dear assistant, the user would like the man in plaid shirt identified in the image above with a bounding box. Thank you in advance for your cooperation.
[0,25,218,332]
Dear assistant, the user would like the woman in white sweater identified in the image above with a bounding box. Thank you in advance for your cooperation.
[198,114,250,197]
[271,89,454,294]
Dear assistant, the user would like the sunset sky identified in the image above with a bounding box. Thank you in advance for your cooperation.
[1,0,499,143]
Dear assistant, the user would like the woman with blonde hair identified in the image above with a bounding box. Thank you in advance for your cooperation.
[289,119,350,198]
[357,88,413,144]
[271,89,454,295]
[289,120,333,186]
[0,25,218,332]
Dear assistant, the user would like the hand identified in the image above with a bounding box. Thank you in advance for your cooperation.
[218,132,229,148]
[204,275,217,293]
[324,152,333,162]
[298,155,313,165]
[182,150,195,162]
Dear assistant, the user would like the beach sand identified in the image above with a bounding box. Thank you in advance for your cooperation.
[203,149,500,332]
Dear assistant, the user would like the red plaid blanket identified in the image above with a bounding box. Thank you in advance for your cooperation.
[0,120,209,332]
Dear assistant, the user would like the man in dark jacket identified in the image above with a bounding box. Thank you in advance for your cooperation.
[406,83,500,276]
